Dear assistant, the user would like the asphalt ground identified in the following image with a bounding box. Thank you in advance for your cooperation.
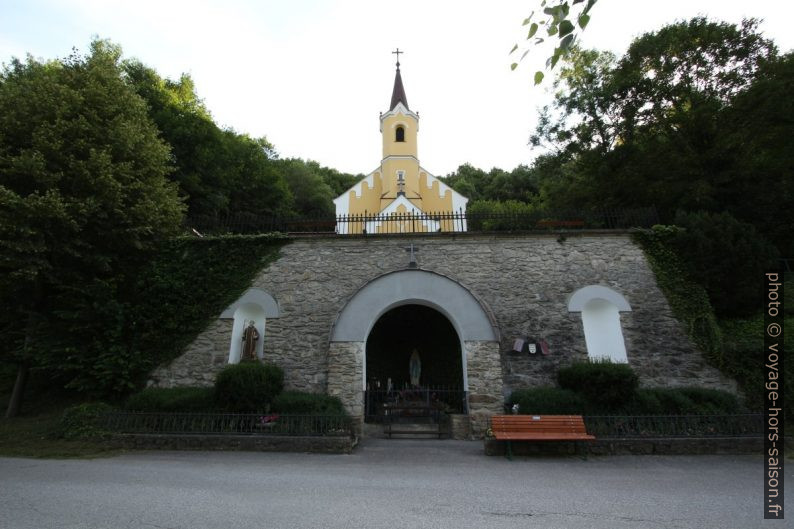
[0,439,790,529]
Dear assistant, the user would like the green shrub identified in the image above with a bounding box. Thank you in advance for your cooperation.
[557,360,639,409]
[124,387,216,412]
[626,388,741,415]
[669,211,779,317]
[508,387,588,414]
[676,388,741,414]
[214,362,284,412]
[272,391,347,416]
[510,385,742,416]
[59,402,114,439]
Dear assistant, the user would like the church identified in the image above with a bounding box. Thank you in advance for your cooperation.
[332,53,468,234]
[149,57,737,437]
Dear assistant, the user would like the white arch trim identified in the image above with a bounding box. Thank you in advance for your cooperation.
[220,288,280,319]
[330,270,498,343]
[567,285,632,313]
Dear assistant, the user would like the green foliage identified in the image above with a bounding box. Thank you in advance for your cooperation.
[272,391,347,416]
[442,163,541,203]
[508,385,741,415]
[275,158,336,217]
[633,226,723,362]
[718,52,794,256]
[128,234,287,379]
[466,200,539,230]
[0,40,185,411]
[719,311,794,420]
[214,362,284,413]
[59,402,114,439]
[669,211,778,316]
[35,234,286,397]
[557,360,638,409]
[0,41,184,294]
[529,19,789,257]
[511,0,599,84]
[627,388,741,415]
[124,387,216,412]
[123,61,291,221]
[508,387,587,414]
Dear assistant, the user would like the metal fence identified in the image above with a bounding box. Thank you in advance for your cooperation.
[582,414,763,438]
[100,412,352,437]
[186,207,659,236]
[364,387,467,422]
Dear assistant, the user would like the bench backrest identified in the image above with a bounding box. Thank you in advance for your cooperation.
[491,414,588,434]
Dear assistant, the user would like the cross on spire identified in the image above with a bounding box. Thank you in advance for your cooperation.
[392,48,403,69]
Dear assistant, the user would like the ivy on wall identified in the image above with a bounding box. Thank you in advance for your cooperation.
[634,226,792,417]
[28,233,290,398]
[131,234,289,378]
[632,226,724,365]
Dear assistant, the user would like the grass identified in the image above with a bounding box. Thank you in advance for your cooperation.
[0,373,123,459]
[0,410,122,459]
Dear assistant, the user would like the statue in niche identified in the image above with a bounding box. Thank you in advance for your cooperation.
[241,320,260,362]
[409,349,421,387]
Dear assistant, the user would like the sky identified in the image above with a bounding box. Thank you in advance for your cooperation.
[1,0,793,177]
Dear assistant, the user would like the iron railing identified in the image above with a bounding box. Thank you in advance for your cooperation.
[582,414,763,438]
[186,207,659,236]
[100,412,352,437]
[364,387,468,422]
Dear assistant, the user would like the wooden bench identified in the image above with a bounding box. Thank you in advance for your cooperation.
[490,415,595,459]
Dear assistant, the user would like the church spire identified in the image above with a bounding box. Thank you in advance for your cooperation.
[389,48,409,111]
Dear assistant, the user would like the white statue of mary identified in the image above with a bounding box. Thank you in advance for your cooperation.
[409,349,421,387]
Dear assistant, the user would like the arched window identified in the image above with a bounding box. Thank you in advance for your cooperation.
[395,126,405,142]
[568,285,631,363]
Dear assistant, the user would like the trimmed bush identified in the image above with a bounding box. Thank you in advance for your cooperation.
[508,387,588,414]
[626,388,741,415]
[59,402,114,439]
[510,386,741,416]
[124,387,216,412]
[214,362,284,412]
[272,391,347,416]
[557,360,639,409]
[676,387,741,414]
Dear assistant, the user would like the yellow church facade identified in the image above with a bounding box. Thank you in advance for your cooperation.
[333,59,468,234]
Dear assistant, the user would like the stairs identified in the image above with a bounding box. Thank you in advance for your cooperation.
[384,419,445,439]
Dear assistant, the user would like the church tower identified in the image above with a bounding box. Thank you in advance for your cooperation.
[333,51,468,234]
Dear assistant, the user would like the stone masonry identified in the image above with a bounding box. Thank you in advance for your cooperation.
[150,233,737,428]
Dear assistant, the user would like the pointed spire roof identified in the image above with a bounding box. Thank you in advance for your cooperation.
[389,60,409,111]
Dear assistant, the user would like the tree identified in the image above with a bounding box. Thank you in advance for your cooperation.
[124,62,292,221]
[718,52,794,256]
[275,159,336,218]
[511,0,598,84]
[0,40,184,416]
[532,18,780,222]
[670,211,779,316]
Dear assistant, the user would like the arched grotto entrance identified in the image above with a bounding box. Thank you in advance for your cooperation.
[364,304,466,422]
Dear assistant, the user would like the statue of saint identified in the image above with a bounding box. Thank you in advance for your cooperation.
[241,320,260,361]
[409,349,421,387]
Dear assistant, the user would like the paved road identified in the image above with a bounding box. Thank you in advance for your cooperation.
[0,439,790,529]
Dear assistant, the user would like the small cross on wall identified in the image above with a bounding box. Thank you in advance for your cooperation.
[405,243,419,269]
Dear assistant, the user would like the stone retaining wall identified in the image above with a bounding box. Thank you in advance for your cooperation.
[149,233,737,423]
[483,436,763,456]
[111,433,355,454]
